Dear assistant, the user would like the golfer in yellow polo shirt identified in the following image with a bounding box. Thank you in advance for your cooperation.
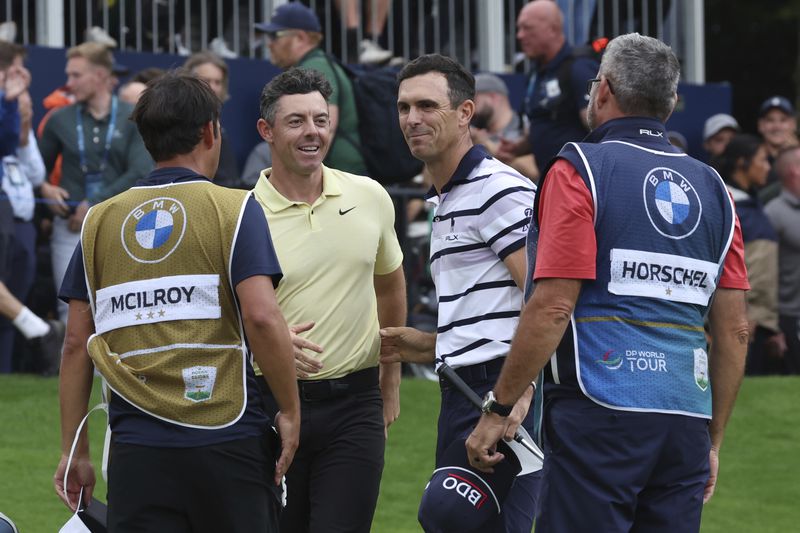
[252,67,406,533]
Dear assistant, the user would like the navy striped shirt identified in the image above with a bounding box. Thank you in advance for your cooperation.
[427,145,536,369]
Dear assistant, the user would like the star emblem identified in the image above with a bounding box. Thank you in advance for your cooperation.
[665,287,672,296]
[135,313,142,320]
[147,311,155,319]
[158,309,165,317]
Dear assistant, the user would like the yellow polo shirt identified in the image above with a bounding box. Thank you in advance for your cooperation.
[253,165,403,379]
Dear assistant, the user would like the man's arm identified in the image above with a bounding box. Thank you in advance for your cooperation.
[374,266,407,435]
[503,246,528,291]
[704,287,749,503]
[466,277,582,472]
[54,299,96,511]
[237,274,300,485]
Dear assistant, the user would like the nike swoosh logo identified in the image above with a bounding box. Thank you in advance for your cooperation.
[339,206,356,215]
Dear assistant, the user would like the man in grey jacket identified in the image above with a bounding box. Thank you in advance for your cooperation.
[765,146,800,374]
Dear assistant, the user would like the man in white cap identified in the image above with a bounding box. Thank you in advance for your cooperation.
[703,112,740,159]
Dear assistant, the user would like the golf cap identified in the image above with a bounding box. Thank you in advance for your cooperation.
[703,113,740,141]
[759,96,795,118]
[0,512,18,533]
[474,73,508,96]
[254,2,321,34]
[418,439,521,533]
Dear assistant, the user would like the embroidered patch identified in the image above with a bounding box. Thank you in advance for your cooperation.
[183,366,217,402]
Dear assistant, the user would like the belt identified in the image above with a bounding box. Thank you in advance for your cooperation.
[298,366,379,402]
[438,358,505,390]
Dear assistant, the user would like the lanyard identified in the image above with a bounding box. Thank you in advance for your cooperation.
[76,95,118,174]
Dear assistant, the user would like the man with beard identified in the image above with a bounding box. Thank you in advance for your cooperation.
[470,73,538,181]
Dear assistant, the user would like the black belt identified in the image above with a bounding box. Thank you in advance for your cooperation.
[439,358,505,390]
[298,366,378,402]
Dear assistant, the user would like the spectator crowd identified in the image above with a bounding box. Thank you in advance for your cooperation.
[0,1,795,532]
[3,1,796,378]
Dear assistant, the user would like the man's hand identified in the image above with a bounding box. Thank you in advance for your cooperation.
[18,91,32,144]
[41,182,71,217]
[703,446,720,504]
[504,384,533,441]
[380,362,401,437]
[379,327,435,364]
[68,200,90,232]
[495,137,523,163]
[465,413,510,473]
[3,65,30,101]
[288,321,324,378]
[54,454,96,512]
[273,410,300,486]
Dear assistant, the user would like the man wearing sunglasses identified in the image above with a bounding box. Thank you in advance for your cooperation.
[468,33,750,533]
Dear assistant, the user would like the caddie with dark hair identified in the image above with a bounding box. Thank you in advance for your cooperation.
[54,71,300,533]
[382,54,540,532]
[252,66,406,532]
[467,33,751,532]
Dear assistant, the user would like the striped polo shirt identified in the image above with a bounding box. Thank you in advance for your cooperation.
[427,145,536,370]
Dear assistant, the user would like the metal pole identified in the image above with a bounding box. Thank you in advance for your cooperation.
[477,0,503,72]
[233,0,240,55]
[37,0,65,47]
[433,0,440,54]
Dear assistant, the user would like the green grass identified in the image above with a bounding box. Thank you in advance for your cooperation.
[0,376,797,532]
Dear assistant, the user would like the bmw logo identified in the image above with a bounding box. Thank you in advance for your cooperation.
[642,167,702,240]
[121,197,187,263]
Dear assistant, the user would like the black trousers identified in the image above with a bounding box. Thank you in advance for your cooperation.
[260,378,385,533]
[780,314,800,374]
[107,435,280,533]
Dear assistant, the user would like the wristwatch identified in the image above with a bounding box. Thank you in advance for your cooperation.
[480,390,513,417]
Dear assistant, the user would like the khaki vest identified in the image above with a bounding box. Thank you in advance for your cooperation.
[82,181,250,428]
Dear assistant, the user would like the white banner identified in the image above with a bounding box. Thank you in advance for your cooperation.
[94,274,221,334]
[608,248,717,305]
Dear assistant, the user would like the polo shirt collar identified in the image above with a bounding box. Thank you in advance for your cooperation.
[585,116,676,152]
[254,164,342,213]
[137,167,210,186]
[424,144,492,201]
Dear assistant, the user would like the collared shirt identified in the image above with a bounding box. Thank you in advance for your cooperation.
[426,145,536,370]
[253,164,402,379]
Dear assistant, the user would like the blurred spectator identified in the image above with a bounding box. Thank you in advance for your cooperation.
[498,0,598,176]
[757,96,799,203]
[334,0,393,64]
[36,86,74,186]
[0,42,47,369]
[256,2,368,176]
[183,51,242,188]
[667,130,688,153]
[702,113,739,159]
[131,67,166,84]
[38,42,152,322]
[0,57,63,374]
[118,80,147,105]
[470,73,538,181]
[765,146,800,374]
[713,134,784,375]
[242,142,272,188]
